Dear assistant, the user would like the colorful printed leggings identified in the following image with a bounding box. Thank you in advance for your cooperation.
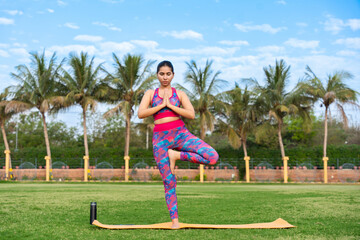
[152,125,219,219]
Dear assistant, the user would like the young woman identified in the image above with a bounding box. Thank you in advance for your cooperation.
[138,60,219,229]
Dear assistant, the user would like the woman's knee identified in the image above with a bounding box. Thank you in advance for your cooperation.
[209,150,219,165]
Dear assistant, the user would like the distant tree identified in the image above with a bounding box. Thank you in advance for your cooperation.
[58,52,106,158]
[102,53,156,158]
[136,117,154,150]
[0,88,27,169]
[300,66,359,157]
[245,59,312,159]
[9,51,63,166]
[218,84,262,157]
[177,60,227,140]
[4,112,78,149]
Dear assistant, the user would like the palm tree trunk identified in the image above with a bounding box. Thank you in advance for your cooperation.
[323,106,328,158]
[277,120,285,158]
[41,112,51,164]
[200,113,206,140]
[83,109,89,157]
[242,134,248,157]
[146,127,149,150]
[1,121,11,166]
[125,113,131,157]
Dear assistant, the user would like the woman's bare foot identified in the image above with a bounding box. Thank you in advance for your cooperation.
[168,149,180,174]
[171,218,180,229]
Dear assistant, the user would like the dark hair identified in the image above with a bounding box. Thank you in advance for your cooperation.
[157,60,174,73]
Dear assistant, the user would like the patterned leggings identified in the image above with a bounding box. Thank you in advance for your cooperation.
[152,124,219,219]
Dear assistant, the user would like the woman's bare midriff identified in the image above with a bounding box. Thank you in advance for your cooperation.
[154,116,180,125]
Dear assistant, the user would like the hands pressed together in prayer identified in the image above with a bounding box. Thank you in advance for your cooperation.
[160,89,173,108]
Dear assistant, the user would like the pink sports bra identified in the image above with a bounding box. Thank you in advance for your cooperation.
[151,88,181,120]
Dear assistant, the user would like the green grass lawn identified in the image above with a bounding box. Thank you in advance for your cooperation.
[0,182,359,240]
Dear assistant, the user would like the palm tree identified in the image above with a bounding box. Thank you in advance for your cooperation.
[9,51,63,167]
[218,84,260,157]
[0,89,13,160]
[102,53,156,158]
[301,66,359,158]
[58,52,106,159]
[176,60,227,140]
[245,59,312,159]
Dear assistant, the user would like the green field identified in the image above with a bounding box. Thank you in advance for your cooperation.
[0,182,359,240]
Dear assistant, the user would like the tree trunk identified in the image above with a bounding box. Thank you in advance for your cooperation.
[242,133,248,157]
[200,113,206,140]
[323,106,328,158]
[41,112,52,165]
[1,121,12,168]
[125,113,131,157]
[146,127,149,150]
[277,120,285,159]
[82,109,89,157]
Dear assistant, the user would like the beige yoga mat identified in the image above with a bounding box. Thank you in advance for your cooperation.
[92,218,296,229]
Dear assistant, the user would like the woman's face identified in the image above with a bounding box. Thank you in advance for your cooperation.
[157,66,174,87]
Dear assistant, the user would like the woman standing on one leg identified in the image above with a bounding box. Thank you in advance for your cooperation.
[138,60,219,229]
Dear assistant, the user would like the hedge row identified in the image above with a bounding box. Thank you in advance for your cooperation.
[1,144,359,170]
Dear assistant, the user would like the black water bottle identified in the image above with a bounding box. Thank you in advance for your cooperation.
[90,202,97,224]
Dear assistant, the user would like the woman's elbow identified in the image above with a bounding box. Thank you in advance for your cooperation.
[189,111,195,119]
[138,112,144,119]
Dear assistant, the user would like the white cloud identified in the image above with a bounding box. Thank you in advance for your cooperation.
[156,46,238,56]
[13,43,27,48]
[334,37,360,49]
[276,0,286,5]
[256,45,285,54]
[310,49,325,55]
[3,10,23,15]
[99,41,135,55]
[0,43,10,48]
[130,40,159,49]
[323,15,345,34]
[0,17,14,25]
[93,22,121,32]
[159,30,203,40]
[284,38,319,49]
[57,0,67,6]
[74,35,104,42]
[101,0,125,3]
[63,22,79,29]
[336,50,357,57]
[48,45,98,56]
[9,48,29,57]
[47,9,54,13]
[323,15,360,34]
[0,64,9,70]
[0,49,9,57]
[219,40,249,46]
[234,23,286,34]
[347,19,360,31]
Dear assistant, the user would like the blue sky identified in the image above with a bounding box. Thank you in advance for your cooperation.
[0,0,360,128]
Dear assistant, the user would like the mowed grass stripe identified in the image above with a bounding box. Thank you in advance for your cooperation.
[0,183,359,240]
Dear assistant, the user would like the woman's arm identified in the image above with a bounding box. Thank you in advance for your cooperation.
[166,90,195,119]
[138,90,166,119]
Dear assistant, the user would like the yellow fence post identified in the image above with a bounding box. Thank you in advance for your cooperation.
[244,156,250,183]
[45,156,51,182]
[283,156,289,183]
[124,156,130,182]
[200,164,204,183]
[4,150,10,181]
[323,157,328,183]
[83,156,89,182]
